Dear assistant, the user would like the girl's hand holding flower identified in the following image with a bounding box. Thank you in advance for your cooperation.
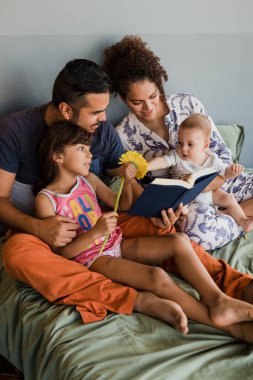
[93,212,118,238]
[99,151,148,254]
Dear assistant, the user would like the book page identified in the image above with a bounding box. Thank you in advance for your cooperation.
[187,168,217,186]
[151,178,192,189]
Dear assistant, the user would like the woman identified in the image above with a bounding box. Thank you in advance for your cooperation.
[102,35,253,250]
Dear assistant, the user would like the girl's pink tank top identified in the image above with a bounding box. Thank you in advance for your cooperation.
[39,176,122,265]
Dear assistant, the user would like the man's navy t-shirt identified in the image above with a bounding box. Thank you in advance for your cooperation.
[0,104,124,214]
[0,105,47,184]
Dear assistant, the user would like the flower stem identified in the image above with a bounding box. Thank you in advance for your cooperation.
[114,176,125,212]
[99,177,125,255]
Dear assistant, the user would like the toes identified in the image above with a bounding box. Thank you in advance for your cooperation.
[179,325,189,335]
[176,314,188,335]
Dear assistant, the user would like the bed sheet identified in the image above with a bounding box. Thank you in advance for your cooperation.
[0,125,252,380]
[1,233,253,380]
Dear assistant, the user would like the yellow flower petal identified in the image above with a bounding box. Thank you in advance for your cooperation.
[119,151,148,179]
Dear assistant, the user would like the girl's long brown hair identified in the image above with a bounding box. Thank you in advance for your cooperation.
[33,121,92,196]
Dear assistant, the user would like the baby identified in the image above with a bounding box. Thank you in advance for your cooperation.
[148,113,253,232]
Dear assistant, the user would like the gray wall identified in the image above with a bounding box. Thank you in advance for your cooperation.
[0,0,253,165]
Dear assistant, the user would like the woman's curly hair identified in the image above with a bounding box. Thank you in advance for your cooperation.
[102,35,168,99]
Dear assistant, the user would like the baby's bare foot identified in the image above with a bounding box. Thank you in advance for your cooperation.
[210,294,253,327]
[135,291,188,334]
[181,206,189,216]
[242,217,253,232]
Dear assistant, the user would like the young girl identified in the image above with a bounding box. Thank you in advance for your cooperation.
[34,121,253,343]
[148,113,253,232]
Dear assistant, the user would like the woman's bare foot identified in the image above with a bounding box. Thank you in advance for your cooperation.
[134,291,188,334]
[209,294,253,327]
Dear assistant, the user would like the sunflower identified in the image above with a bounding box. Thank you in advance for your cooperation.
[99,151,148,254]
[118,151,148,180]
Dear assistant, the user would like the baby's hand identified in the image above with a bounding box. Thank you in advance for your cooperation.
[93,212,118,237]
[231,163,244,174]
[120,163,137,183]
[225,163,244,179]
[181,174,192,182]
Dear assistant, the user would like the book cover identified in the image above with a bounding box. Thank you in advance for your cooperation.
[128,170,219,218]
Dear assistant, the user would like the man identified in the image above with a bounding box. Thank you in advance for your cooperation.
[1,59,253,324]
[0,59,179,323]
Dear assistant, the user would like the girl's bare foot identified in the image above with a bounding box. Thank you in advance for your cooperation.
[209,294,253,327]
[225,321,253,344]
[242,282,253,304]
[134,291,188,334]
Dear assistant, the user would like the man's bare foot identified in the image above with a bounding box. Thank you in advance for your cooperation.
[209,294,253,327]
[242,217,253,232]
[134,291,188,334]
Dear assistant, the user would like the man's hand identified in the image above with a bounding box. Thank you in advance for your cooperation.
[35,216,79,247]
[150,203,184,229]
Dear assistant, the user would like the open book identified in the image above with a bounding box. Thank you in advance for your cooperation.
[128,168,219,218]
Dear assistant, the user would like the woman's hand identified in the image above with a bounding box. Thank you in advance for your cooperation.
[150,203,184,229]
[121,163,137,183]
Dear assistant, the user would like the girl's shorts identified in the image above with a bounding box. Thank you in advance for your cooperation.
[85,243,122,268]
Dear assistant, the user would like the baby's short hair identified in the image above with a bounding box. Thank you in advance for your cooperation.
[180,114,211,139]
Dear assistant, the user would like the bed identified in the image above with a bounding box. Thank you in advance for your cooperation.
[1,124,253,380]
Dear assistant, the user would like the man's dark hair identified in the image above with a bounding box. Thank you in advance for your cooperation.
[52,59,111,107]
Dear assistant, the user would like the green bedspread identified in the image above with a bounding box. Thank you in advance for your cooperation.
[1,232,253,380]
[1,124,253,380]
